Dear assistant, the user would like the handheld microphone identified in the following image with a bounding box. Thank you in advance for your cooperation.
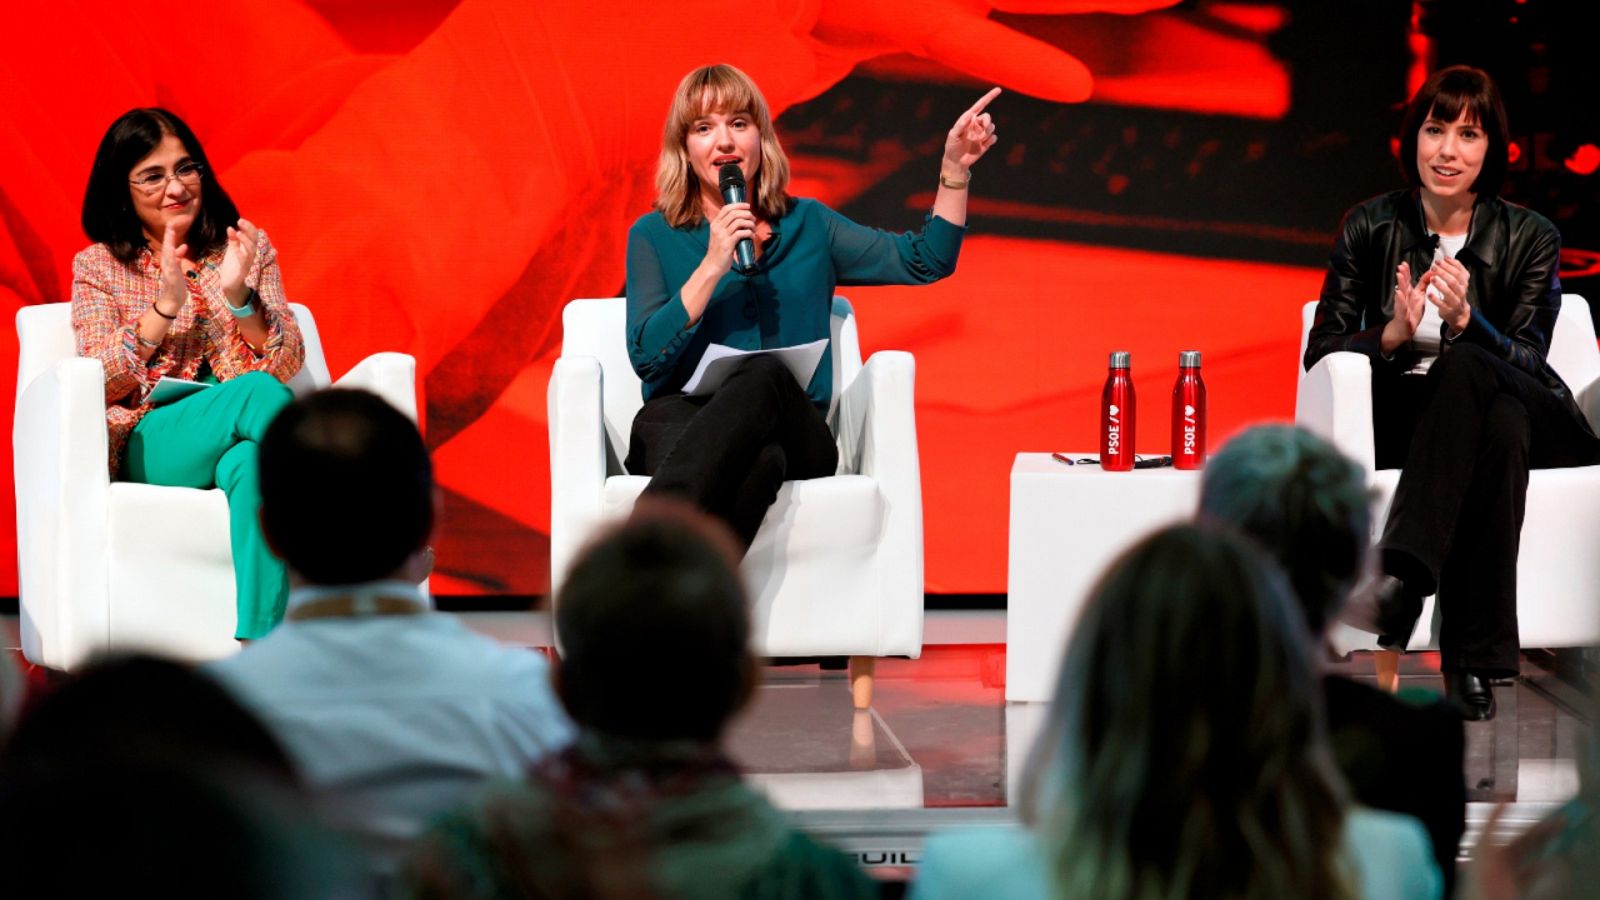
[718,163,758,275]
[1425,235,1446,303]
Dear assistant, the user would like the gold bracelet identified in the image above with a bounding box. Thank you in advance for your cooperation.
[939,171,970,190]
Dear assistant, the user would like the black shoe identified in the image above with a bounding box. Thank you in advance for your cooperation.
[1446,670,1497,721]
[1372,575,1424,652]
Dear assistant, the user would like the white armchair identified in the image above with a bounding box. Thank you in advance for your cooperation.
[13,302,417,670]
[548,297,923,707]
[1295,295,1600,654]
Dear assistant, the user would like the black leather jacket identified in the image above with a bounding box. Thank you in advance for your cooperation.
[1304,190,1583,425]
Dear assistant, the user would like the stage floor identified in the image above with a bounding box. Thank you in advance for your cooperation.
[736,650,1591,807]
[734,641,1590,887]
[3,610,1588,879]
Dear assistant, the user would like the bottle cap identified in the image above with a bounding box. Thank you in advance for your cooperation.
[1179,350,1201,367]
[1108,351,1131,369]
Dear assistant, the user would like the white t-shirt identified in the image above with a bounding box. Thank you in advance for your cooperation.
[207,606,573,877]
[1409,231,1468,374]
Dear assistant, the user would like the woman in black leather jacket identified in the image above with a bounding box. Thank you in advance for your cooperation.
[1304,66,1600,720]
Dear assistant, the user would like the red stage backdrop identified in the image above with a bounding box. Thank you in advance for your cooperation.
[4,1,1594,595]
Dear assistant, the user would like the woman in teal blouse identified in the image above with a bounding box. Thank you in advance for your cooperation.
[624,63,999,548]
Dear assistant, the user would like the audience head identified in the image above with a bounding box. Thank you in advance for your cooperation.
[656,63,793,228]
[260,388,433,586]
[1199,424,1371,638]
[1399,65,1510,197]
[555,500,752,744]
[0,655,346,898]
[1023,524,1350,899]
[81,107,241,264]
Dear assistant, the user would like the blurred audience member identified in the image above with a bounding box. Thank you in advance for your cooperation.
[208,389,570,879]
[0,654,350,898]
[1200,424,1466,889]
[403,501,874,899]
[914,524,1441,899]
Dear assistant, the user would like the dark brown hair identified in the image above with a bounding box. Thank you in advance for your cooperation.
[1399,65,1510,196]
[81,108,241,265]
[555,500,750,743]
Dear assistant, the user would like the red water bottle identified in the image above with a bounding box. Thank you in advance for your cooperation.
[1171,350,1207,470]
[1100,351,1136,471]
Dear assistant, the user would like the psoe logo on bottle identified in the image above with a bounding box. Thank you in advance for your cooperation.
[1106,404,1122,453]
[1180,403,1199,455]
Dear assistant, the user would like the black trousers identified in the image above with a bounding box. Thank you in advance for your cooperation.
[625,355,839,551]
[1375,343,1600,675]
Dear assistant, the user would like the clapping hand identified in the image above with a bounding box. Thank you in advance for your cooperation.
[156,221,191,317]
[1381,261,1429,354]
[1426,254,1472,334]
[218,218,260,308]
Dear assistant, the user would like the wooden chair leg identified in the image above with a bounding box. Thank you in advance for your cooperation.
[850,710,876,769]
[849,656,876,710]
[1374,650,1401,694]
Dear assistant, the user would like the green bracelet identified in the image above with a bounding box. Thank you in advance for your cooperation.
[226,287,258,318]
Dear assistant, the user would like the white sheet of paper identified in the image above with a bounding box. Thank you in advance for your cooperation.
[681,338,829,396]
[147,376,214,406]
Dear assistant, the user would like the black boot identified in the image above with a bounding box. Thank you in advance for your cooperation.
[1445,670,1497,721]
[1372,575,1425,652]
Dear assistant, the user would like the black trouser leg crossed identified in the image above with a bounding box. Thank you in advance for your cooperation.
[1375,343,1600,676]
[625,355,839,552]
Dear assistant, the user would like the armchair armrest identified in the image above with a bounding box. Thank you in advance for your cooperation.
[835,351,917,482]
[547,355,606,592]
[333,352,418,422]
[1576,377,1600,438]
[13,357,114,668]
[833,350,923,606]
[1295,351,1377,472]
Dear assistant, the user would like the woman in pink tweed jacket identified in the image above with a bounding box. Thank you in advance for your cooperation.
[72,107,304,639]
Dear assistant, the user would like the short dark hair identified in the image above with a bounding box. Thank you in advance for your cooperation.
[259,389,433,585]
[81,108,242,265]
[555,501,750,743]
[1399,65,1510,196]
[1198,425,1371,637]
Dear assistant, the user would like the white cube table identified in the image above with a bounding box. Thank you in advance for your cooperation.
[1006,453,1203,702]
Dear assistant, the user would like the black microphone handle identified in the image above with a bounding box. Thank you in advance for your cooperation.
[721,183,758,275]
[732,237,757,274]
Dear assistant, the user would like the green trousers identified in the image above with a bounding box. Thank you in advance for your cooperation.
[123,371,294,639]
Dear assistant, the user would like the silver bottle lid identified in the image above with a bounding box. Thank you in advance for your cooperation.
[1108,351,1131,369]
[1179,350,1202,367]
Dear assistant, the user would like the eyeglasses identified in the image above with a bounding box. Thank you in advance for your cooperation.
[129,162,204,195]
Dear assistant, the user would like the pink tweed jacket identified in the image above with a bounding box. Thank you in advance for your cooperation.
[70,229,305,476]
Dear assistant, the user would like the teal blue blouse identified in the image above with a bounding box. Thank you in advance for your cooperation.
[625,198,965,408]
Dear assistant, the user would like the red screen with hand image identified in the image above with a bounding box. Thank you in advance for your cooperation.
[10,0,1586,597]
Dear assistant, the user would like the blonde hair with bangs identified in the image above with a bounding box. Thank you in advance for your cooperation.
[655,65,792,229]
